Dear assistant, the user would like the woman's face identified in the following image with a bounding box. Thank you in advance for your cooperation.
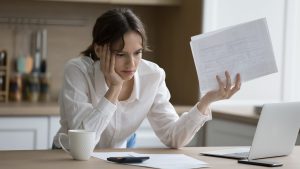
[111,31,143,81]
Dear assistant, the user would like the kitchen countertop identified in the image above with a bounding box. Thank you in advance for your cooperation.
[211,104,260,125]
[0,102,60,116]
[0,103,260,125]
[0,103,194,117]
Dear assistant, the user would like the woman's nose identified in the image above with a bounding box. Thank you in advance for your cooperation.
[126,55,135,67]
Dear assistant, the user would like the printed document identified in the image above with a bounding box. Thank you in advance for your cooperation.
[92,152,209,169]
[190,18,278,94]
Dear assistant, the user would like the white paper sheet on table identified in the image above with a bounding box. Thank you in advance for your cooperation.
[190,18,278,94]
[92,152,209,169]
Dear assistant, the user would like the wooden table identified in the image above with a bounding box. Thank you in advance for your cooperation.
[0,146,299,169]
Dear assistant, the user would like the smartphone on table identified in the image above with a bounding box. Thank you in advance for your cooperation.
[107,156,150,163]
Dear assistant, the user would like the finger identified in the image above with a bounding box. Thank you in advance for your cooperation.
[109,48,115,73]
[104,45,110,73]
[237,73,241,83]
[228,85,240,98]
[228,73,241,98]
[99,45,105,72]
[228,85,239,97]
[216,75,225,92]
[103,46,109,74]
[216,75,223,88]
[217,75,229,98]
[225,71,232,91]
[233,73,241,90]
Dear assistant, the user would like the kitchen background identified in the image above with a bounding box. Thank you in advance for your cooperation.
[0,0,201,104]
[0,0,299,150]
[0,0,202,150]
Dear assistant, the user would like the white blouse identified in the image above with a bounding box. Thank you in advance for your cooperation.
[53,56,212,148]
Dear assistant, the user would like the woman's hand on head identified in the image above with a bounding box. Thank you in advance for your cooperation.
[98,44,124,88]
[197,71,241,113]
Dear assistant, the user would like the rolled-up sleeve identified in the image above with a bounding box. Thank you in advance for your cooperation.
[147,68,212,148]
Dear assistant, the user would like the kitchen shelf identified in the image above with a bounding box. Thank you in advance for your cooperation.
[0,17,87,27]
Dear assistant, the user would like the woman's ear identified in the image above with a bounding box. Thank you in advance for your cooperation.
[94,44,101,59]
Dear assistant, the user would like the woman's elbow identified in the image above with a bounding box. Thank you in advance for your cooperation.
[165,141,185,149]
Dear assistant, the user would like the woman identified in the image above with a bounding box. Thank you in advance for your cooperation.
[53,8,241,149]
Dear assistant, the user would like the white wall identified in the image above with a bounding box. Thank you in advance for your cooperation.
[203,0,300,102]
[282,0,300,101]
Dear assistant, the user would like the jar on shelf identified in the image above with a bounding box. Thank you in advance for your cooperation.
[39,73,51,102]
[0,50,7,66]
[9,73,22,102]
[23,73,40,102]
[0,73,4,91]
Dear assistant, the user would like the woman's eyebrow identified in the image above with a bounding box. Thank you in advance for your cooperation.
[112,48,143,53]
[136,48,143,51]
[111,49,124,53]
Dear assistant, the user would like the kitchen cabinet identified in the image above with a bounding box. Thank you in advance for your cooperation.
[0,116,60,150]
[41,0,181,6]
[0,114,169,149]
[0,105,198,150]
[0,115,192,150]
[205,118,256,146]
[48,116,60,148]
[0,117,49,150]
[0,103,60,150]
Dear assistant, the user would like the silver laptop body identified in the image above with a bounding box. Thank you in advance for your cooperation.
[201,102,300,160]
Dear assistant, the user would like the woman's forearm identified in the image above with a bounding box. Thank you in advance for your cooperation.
[104,85,122,104]
[197,98,210,115]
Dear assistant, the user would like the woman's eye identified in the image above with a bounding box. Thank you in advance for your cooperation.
[135,51,143,56]
[116,53,125,57]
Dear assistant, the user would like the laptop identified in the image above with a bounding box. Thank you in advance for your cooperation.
[201,102,300,160]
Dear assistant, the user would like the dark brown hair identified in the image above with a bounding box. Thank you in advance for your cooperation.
[81,8,149,61]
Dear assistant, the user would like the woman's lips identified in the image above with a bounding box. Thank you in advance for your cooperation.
[122,70,135,75]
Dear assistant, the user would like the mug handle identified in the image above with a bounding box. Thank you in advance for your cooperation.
[58,133,70,154]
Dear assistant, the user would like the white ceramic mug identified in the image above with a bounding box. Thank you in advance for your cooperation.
[59,130,96,160]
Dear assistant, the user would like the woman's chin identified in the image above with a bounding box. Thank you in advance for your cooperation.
[121,75,134,81]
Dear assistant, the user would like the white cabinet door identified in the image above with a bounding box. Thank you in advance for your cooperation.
[0,117,48,150]
[205,119,256,146]
[48,116,60,148]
